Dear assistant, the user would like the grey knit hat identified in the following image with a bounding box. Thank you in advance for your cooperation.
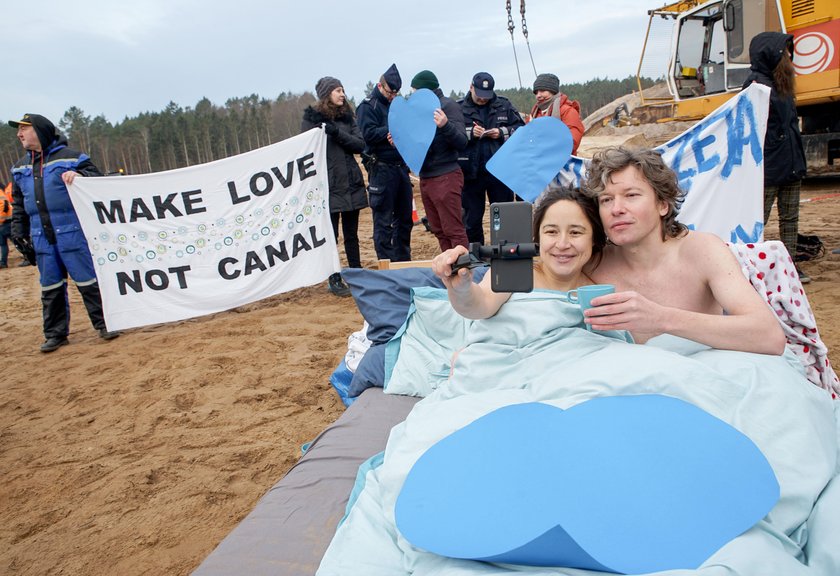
[316,76,343,101]
[533,73,560,94]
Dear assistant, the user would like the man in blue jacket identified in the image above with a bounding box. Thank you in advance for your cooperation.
[9,113,119,352]
[458,72,524,244]
[356,64,413,263]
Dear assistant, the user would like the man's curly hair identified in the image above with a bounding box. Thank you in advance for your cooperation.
[584,146,687,240]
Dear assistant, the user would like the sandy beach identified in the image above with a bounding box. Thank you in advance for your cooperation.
[2,178,840,575]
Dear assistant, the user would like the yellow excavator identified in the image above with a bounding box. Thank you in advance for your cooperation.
[634,0,839,175]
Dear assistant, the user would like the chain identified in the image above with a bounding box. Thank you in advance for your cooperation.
[520,0,538,77]
[506,0,523,88]
[506,0,515,34]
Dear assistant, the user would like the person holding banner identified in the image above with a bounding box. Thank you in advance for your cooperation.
[742,32,809,284]
[8,113,119,352]
[301,77,368,297]
[581,147,785,355]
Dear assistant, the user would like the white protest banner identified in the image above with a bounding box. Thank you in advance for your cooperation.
[69,127,339,331]
[558,82,771,243]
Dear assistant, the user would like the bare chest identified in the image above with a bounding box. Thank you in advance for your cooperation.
[592,259,719,314]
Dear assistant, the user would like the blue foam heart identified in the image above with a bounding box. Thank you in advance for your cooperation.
[395,395,779,574]
[388,88,439,174]
[486,116,573,202]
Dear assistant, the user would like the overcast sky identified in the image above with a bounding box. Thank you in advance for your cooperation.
[2,0,671,126]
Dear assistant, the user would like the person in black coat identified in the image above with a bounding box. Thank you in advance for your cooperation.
[301,77,369,296]
[742,32,809,283]
[410,70,469,252]
[458,72,524,244]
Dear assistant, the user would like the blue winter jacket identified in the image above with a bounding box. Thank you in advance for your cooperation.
[11,134,101,243]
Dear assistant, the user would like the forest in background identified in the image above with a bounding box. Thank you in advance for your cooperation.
[1,76,654,177]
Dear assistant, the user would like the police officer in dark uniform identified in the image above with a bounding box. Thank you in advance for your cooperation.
[458,72,525,244]
[356,64,413,262]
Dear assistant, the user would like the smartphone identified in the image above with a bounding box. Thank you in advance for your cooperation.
[489,201,534,293]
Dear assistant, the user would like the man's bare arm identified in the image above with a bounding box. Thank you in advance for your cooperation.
[586,236,786,354]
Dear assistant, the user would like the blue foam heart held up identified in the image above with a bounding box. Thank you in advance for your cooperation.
[486,116,573,202]
[395,394,779,574]
[388,88,439,174]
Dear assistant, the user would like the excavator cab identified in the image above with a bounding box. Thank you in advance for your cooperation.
[638,0,840,174]
[671,0,782,100]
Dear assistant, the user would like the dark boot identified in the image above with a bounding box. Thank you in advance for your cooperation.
[40,336,69,353]
[327,273,351,297]
[41,285,69,352]
[77,282,120,340]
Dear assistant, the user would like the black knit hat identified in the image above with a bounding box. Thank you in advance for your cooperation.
[316,77,343,101]
[411,70,439,91]
[383,63,402,92]
[533,73,560,94]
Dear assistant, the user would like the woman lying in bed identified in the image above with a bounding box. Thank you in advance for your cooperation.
[432,183,604,319]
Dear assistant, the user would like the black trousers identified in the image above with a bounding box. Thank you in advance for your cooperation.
[41,281,107,339]
[367,163,413,262]
[331,210,362,269]
[461,167,516,245]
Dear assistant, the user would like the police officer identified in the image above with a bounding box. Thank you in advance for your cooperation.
[458,72,524,244]
[9,113,119,352]
[356,64,413,262]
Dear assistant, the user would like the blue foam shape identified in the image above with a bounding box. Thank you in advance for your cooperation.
[388,88,440,174]
[395,395,779,573]
[327,359,356,407]
[486,116,573,202]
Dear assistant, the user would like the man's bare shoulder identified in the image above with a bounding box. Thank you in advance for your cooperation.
[674,230,732,260]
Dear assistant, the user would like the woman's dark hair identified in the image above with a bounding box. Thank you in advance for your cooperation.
[532,182,607,269]
[584,146,687,240]
[315,96,354,120]
[774,50,796,99]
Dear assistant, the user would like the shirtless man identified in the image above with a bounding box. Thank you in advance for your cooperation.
[583,147,785,355]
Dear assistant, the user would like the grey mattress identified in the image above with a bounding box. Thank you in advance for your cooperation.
[192,387,419,576]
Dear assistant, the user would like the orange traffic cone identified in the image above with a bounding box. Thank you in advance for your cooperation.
[411,199,420,225]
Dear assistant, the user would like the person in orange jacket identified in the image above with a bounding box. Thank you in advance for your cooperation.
[528,73,584,155]
[0,180,13,268]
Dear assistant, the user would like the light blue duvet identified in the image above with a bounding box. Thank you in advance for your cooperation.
[317,289,840,575]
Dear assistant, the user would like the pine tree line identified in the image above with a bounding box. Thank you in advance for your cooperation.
[496,75,656,119]
[1,76,654,178]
